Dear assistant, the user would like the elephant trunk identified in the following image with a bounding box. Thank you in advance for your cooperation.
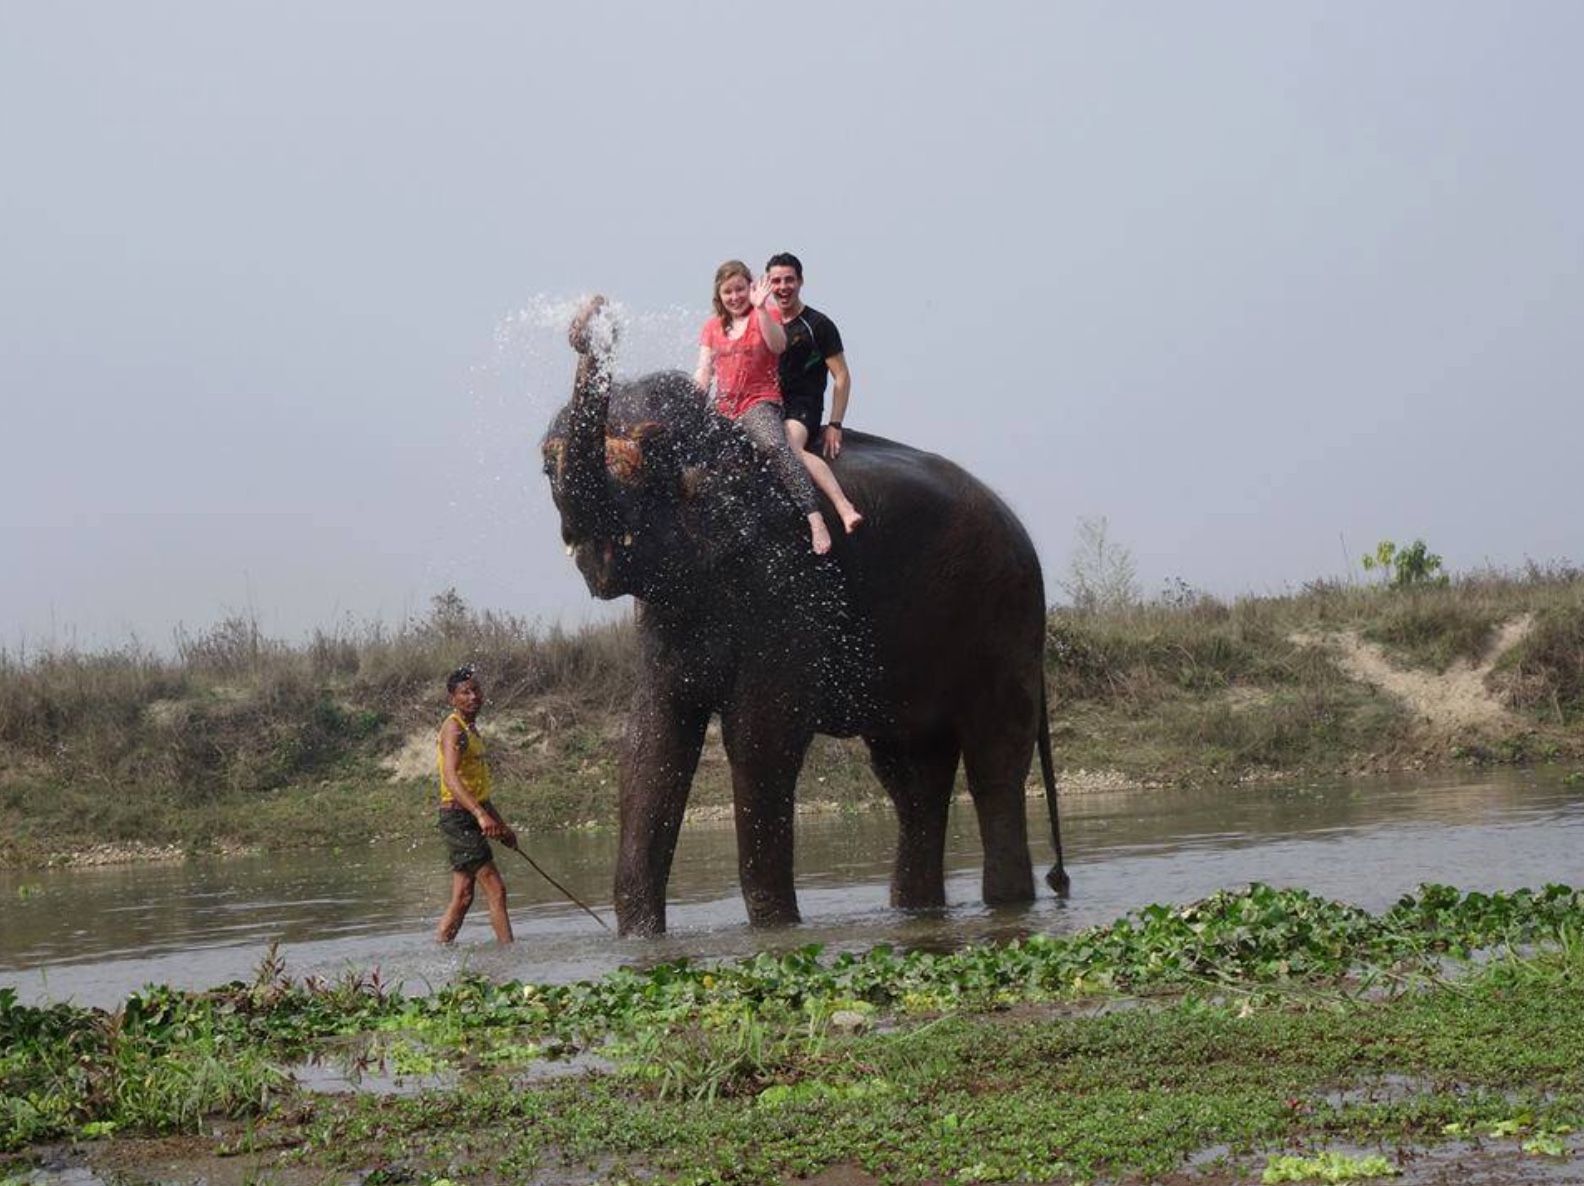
[561,301,619,539]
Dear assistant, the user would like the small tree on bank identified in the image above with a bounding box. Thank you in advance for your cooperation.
[1061,516,1140,613]
[1362,538,1448,590]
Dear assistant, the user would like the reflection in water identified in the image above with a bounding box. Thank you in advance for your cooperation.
[2,771,1580,1008]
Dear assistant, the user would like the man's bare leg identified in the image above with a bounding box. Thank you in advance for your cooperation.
[786,419,863,534]
[436,870,476,944]
[475,862,515,943]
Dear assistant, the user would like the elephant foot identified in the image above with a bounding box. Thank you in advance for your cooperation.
[615,897,667,937]
[891,883,947,910]
[744,896,802,928]
[981,863,1035,906]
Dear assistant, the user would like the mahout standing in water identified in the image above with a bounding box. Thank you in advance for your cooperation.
[434,666,516,944]
[543,297,1068,936]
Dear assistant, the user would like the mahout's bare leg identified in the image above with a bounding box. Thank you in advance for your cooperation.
[436,870,476,944]
[474,861,514,943]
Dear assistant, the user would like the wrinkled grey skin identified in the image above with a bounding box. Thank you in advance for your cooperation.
[543,311,1067,936]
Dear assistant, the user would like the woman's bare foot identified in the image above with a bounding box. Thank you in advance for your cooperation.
[837,502,864,534]
[809,512,833,555]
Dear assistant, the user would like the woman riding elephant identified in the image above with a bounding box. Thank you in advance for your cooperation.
[693,260,860,555]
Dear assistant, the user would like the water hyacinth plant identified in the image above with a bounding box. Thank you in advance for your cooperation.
[3,882,1583,1180]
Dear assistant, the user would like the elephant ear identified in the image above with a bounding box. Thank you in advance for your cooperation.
[542,436,568,482]
[602,419,667,486]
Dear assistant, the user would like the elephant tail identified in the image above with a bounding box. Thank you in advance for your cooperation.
[1038,678,1071,896]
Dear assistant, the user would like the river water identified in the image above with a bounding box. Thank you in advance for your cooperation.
[2,771,1581,1009]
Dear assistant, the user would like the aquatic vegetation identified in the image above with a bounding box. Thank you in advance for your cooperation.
[1443,1114,1576,1156]
[1523,1132,1569,1157]
[1262,1150,1397,1181]
[285,967,1584,1185]
[4,882,1584,1179]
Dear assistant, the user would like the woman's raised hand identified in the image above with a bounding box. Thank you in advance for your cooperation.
[750,274,773,309]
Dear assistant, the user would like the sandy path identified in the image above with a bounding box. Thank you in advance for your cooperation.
[1292,615,1533,735]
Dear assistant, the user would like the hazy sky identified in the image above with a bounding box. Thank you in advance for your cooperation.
[3,2,1581,651]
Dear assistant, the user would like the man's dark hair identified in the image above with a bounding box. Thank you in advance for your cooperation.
[446,664,477,694]
[765,252,803,280]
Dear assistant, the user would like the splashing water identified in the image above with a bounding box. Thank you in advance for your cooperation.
[488,295,701,415]
[427,296,703,618]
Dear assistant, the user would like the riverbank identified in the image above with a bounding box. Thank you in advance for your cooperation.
[3,884,1582,1183]
[3,570,1583,868]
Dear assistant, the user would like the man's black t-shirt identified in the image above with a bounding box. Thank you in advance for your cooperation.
[778,306,844,412]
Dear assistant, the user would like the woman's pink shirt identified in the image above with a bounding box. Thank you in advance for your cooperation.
[699,310,783,419]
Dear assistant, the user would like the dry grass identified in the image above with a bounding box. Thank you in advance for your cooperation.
[1044,563,1584,777]
[0,593,637,800]
[2,568,1582,864]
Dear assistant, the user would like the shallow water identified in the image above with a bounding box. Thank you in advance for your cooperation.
[2,770,1580,1008]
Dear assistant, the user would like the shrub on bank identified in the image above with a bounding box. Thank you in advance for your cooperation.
[1489,598,1584,722]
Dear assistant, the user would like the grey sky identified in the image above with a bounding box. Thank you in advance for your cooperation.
[3,2,1581,650]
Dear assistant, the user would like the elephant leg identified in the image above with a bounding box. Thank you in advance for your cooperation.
[614,687,710,937]
[867,734,960,909]
[960,710,1037,906]
[719,700,809,928]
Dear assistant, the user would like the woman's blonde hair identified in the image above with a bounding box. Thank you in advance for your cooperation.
[711,259,752,330]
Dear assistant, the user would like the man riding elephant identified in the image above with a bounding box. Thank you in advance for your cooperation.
[766,251,850,462]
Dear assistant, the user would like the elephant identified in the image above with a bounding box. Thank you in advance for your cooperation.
[542,302,1068,936]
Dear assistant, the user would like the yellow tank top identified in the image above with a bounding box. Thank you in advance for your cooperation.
[436,711,491,807]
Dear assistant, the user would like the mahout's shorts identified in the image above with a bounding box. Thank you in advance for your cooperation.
[437,808,493,873]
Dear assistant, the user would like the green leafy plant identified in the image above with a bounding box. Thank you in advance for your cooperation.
[1457,1115,1575,1156]
[1362,539,1448,590]
[1262,1151,1397,1182]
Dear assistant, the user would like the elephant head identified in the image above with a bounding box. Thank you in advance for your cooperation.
[542,299,792,607]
